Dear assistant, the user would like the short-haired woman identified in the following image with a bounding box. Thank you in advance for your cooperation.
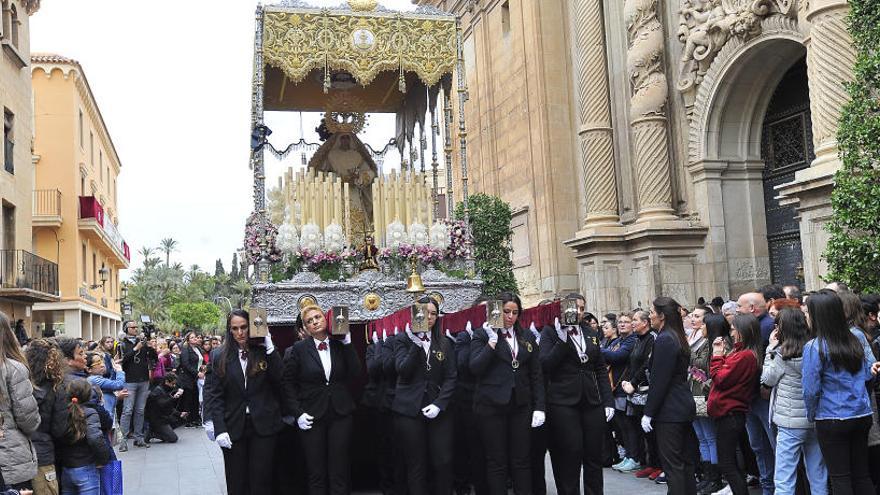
[283,304,361,495]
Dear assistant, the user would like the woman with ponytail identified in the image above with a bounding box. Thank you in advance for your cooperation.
[57,378,110,495]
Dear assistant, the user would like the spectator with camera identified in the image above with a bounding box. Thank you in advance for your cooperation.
[145,372,187,444]
[117,320,157,451]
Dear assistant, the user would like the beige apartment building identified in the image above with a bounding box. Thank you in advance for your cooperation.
[31,54,130,339]
[0,0,60,335]
[421,0,852,311]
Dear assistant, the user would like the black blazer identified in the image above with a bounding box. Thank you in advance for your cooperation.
[282,337,360,419]
[469,326,545,414]
[203,346,285,441]
[391,331,457,417]
[177,345,202,390]
[644,329,696,422]
[381,335,399,409]
[362,342,387,409]
[454,331,476,404]
[539,326,613,408]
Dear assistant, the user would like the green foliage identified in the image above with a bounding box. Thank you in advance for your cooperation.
[214,259,226,278]
[824,0,880,293]
[454,193,517,296]
[168,301,223,330]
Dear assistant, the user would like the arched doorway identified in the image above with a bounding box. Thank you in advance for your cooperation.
[760,57,813,288]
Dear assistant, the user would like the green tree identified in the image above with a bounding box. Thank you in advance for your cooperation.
[824,0,880,293]
[160,238,179,266]
[230,252,240,281]
[168,301,223,330]
[455,193,517,296]
[214,259,226,278]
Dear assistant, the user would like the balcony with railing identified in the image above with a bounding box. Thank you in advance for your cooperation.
[79,196,130,267]
[33,189,63,227]
[0,249,60,302]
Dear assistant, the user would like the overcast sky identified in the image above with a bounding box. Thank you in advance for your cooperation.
[30,0,416,279]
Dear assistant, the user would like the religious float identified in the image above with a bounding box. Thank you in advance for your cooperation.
[244,0,487,337]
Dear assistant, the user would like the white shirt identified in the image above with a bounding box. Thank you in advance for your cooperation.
[238,349,249,413]
[568,327,587,360]
[315,338,332,382]
[501,327,518,359]
[418,334,431,358]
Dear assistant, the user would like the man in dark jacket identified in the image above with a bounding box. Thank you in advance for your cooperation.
[146,373,186,443]
[117,320,157,450]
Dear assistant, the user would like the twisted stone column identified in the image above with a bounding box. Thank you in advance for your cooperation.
[626,0,677,221]
[805,2,855,167]
[571,0,619,227]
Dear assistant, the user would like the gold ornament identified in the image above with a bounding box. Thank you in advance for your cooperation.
[347,0,378,11]
[324,93,367,134]
[526,342,533,353]
[434,350,445,362]
[263,9,457,89]
[363,293,381,311]
[257,360,268,371]
[298,295,318,311]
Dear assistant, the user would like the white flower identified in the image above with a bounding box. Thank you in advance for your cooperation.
[300,223,323,253]
[324,222,346,253]
[429,222,450,250]
[276,223,300,254]
[386,220,407,249]
[409,222,429,246]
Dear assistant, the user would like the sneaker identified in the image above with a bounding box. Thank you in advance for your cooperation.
[634,466,657,478]
[611,458,629,471]
[746,474,759,487]
[118,439,128,452]
[700,480,727,495]
[134,439,150,448]
[654,473,667,484]
[648,469,663,481]
[616,458,641,472]
[711,485,732,495]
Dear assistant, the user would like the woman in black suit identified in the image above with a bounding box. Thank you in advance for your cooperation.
[282,304,361,495]
[393,296,458,495]
[469,292,545,495]
[203,309,284,495]
[540,315,615,495]
[178,331,204,426]
[641,297,698,494]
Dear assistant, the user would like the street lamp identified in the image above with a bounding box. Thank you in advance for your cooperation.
[90,263,109,290]
[116,282,128,303]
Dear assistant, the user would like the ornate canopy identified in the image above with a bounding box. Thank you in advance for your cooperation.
[262,1,457,112]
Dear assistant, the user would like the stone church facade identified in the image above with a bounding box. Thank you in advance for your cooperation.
[418,0,852,311]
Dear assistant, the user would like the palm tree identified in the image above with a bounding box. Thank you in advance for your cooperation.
[138,246,155,260]
[160,238,179,266]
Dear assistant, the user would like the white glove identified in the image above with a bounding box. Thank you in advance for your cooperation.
[465,321,473,338]
[382,328,388,342]
[393,326,399,336]
[342,332,351,345]
[531,410,545,428]
[605,407,615,422]
[529,322,541,345]
[371,331,379,344]
[297,412,314,430]
[421,404,441,419]
[215,432,232,449]
[264,332,275,355]
[554,317,567,342]
[173,388,184,399]
[204,420,215,441]
[406,324,422,346]
[641,415,653,433]
[446,329,454,340]
[483,322,498,344]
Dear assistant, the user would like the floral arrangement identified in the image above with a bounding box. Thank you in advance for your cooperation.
[299,223,323,253]
[429,222,450,250]
[409,222,429,246]
[244,213,282,264]
[276,223,299,254]
[386,220,407,248]
[324,223,346,253]
[446,220,472,259]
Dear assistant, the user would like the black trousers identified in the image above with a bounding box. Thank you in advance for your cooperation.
[147,421,178,443]
[715,413,749,495]
[394,411,454,495]
[453,400,488,495]
[477,403,532,495]
[547,403,605,495]
[370,408,395,495]
[221,417,277,495]
[530,424,548,495]
[616,412,641,461]
[181,386,201,424]
[815,416,874,495]
[299,412,353,495]
[654,421,697,495]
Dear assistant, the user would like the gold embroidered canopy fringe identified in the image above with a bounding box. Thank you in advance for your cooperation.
[262,6,457,94]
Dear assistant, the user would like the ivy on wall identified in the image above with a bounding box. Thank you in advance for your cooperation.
[824,0,880,293]
[455,193,518,297]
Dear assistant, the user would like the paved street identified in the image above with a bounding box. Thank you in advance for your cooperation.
[119,427,669,494]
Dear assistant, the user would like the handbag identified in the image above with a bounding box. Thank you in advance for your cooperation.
[693,395,708,417]
[99,460,123,495]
